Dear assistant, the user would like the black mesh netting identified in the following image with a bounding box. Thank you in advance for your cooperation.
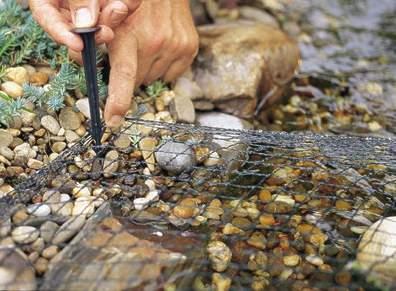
[1,117,396,290]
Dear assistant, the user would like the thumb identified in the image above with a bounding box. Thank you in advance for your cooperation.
[98,0,142,28]
[104,30,138,127]
[69,0,100,28]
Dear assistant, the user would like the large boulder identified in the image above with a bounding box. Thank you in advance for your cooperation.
[191,23,300,119]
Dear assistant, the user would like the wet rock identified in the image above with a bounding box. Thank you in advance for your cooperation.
[114,134,131,149]
[34,257,48,275]
[1,81,23,98]
[41,115,60,135]
[173,198,200,219]
[283,254,301,267]
[52,215,86,245]
[305,255,324,266]
[193,23,299,118]
[170,94,196,123]
[0,247,36,290]
[0,130,13,148]
[207,241,232,272]
[11,226,39,244]
[42,215,193,291]
[40,221,59,243]
[133,190,159,211]
[357,216,396,285]
[59,107,82,130]
[155,141,196,174]
[5,67,29,85]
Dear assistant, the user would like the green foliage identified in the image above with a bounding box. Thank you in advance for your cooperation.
[146,81,168,98]
[0,0,58,66]
[0,91,28,126]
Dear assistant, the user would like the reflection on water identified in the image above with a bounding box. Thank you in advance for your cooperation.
[287,0,396,127]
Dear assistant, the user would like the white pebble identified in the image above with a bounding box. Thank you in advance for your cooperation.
[11,226,39,244]
[133,198,150,211]
[60,194,71,202]
[305,255,324,266]
[72,184,91,197]
[144,179,156,191]
[27,204,51,217]
[72,197,95,217]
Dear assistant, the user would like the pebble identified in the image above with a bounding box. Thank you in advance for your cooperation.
[207,241,232,272]
[34,257,48,275]
[14,143,36,160]
[173,198,200,219]
[12,208,29,225]
[223,223,244,235]
[155,141,196,174]
[72,197,96,216]
[40,221,59,243]
[11,226,39,244]
[114,134,131,149]
[204,152,221,167]
[103,150,119,176]
[52,215,86,245]
[27,204,51,217]
[0,147,14,160]
[41,115,60,135]
[133,190,159,211]
[42,245,59,259]
[59,107,82,130]
[0,130,14,148]
[65,130,80,143]
[27,158,44,169]
[0,218,11,237]
[5,67,29,85]
[52,141,66,153]
[1,81,23,98]
[169,94,196,123]
[72,184,91,197]
[305,255,324,266]
[283,255,301,267]
[0,247,37,290]
[23,64,36,75]
[29,71,49,86]
[75,98,91,119]
[212,273,231,291]
[139,137,157,172]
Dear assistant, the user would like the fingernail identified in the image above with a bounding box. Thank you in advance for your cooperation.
[107,115,123,127]
[75,8,93,28]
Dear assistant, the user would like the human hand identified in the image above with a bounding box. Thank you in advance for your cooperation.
[103,0,199,127]
[29,0,142,51]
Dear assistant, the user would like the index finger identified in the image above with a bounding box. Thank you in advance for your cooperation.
[30,0,84,51]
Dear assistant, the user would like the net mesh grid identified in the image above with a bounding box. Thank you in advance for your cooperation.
[1,117,396,290]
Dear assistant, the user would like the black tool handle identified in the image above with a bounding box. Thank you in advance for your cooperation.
[73,27,102,150]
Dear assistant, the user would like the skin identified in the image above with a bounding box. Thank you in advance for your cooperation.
[29,0,199,127]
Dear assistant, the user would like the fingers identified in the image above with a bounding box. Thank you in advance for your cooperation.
[30,0,83,51]
[68,0,100,28]
[104,30,138,127]
[98,0,142,28]
[163,57,194,83]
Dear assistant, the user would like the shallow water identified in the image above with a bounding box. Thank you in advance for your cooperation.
[286,0,396,132]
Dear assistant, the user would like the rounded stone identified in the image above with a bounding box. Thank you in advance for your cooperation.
[26,204,51,217]
[1,81,23,98]
[11,226,39,244]
[5,67,29,85]
[155,141,196,174]
[59,107,82,130]
[41,115,60,135]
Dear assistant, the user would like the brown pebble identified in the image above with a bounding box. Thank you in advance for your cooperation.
[34,257,48,275]
[29,72,49,85]
[335,271,352,286]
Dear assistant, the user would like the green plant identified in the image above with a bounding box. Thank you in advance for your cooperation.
[0,91,30,126]
[0,0,58,66]
[145,80,168,98]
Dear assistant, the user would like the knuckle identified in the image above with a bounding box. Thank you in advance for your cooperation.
[148,34,166,53]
